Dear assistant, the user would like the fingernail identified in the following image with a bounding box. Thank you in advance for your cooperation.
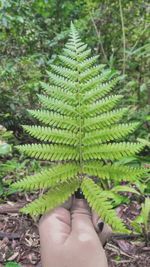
[103,241,107,248]
[75,188,85,199]
[97,221,104,232]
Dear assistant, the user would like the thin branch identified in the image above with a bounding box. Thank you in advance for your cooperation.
[111,232,142,240]
[119,0,126,75]
[0,202,26,213]
[90,11,108,63]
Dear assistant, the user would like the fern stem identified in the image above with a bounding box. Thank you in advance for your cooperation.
[77,73,84,173]
[73,32,84,174]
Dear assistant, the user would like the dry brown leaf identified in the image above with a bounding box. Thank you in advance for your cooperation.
[7,251,19,261]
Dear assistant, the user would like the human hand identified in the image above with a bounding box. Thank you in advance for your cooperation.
[39,196,111,267]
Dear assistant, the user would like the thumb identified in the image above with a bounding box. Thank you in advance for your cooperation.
[71,198,95,235]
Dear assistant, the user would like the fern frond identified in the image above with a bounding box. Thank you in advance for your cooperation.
[12,24,147,230]
[22,126,78,146]
[63,48,78,59]
[12,162,80,190]
[65,43,87,53]
[77,49,92,61]
[64,43,76,51]
[84,108,128,131]
[28,110,78,132]
[16,144,79,161]
[37,94,76,116]
[80,65,105,82]
[59,55,77,69]
[40,82,76,105]
[46,71,77,92]
[84,161,147,182]
[21,178,80,215]
[83,142,144,160]
[50,65,78,81]
[79,55,99,71]
[83,77,119,104]
[81,178,128,232]
[63,45,91,61]
[75,43,88,52]
[69,24,80,40]
[84,95,123,117]
[83,123,139,145]
[81,70,113,93]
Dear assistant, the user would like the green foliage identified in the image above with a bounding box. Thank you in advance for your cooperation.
[0,157,44,199]
[0,126,44,199]
[11,24,149,233]
[0,55,43,131]
[130,198,150,244]
[4,262,21,267]
[0,125,13,156]
[81,178,127,233]
[0,125,13,197]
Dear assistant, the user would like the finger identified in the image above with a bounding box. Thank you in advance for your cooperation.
[39,198,73,245]
[39,196,73,224]
[91,211,100,232]
[60,196,73,209]
[97,222,112,246]
[91,210,112,245]
[71,198,96,237]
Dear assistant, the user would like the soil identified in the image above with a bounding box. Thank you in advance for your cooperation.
[0,193,150,267]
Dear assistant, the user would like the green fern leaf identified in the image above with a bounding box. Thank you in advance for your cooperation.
[81,70,113,93]
[84,108,128,131]
[59,55,77,69]
[79,55,99,71]
[80,64,105,82]
[21,178,80,215]
[40,82,76,105]
[50,65,77,81]
[84,95,123,117]
[84,161,147,182]
[11,23,148,232]
[22,126,78,145]
[81,178,129,233]
[83,77,119,104]
[12,162,80,190]
[63,48,78,59]
[37,94,76,116]
[83,142,144,160]
[46,71,77,92]
[83,123,139,145]
[16,144,79,160]
[28,110,78,132]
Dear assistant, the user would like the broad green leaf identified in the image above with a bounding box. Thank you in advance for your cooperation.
[111,186,140,195]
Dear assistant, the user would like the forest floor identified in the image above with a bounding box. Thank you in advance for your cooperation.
[0,192,150,267]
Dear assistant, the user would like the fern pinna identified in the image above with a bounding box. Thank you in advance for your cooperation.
[11,23,147,233]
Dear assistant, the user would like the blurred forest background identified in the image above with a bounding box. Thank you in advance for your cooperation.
[0,0,150,266]
[0,0,150,138]
[0,0,150,216]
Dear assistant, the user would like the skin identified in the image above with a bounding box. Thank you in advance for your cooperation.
[39,197,112,267]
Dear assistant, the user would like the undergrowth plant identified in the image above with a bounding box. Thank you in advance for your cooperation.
[11,23,148,233]
[130,198,150,245]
